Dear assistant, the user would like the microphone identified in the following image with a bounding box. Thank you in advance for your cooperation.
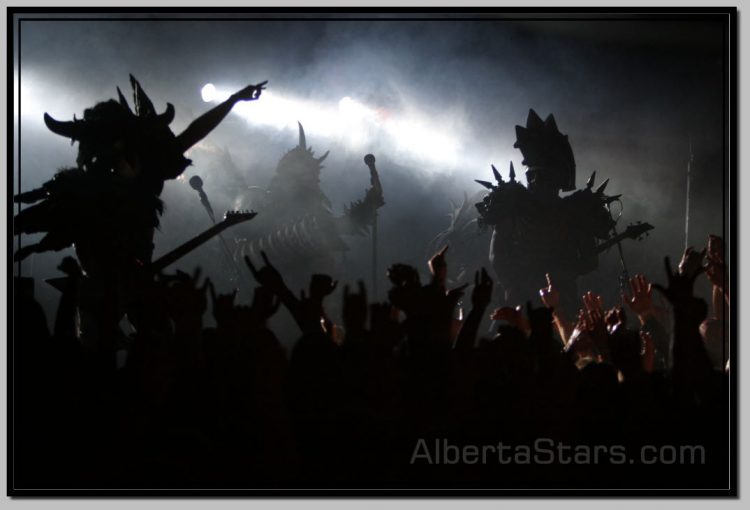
[363,154,382,194]
[364,153,376,169]
[189,175,215,222]
[188,175,204,192]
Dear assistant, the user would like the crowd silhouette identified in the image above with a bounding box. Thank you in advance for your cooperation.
[13,232,730,489]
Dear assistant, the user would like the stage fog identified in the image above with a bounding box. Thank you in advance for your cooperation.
[15,15,727,344]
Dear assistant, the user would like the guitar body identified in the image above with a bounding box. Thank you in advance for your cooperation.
[480,177,653,314]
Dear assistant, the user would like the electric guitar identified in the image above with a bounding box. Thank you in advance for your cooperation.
[596,221,654,254]
[46,210,256,290]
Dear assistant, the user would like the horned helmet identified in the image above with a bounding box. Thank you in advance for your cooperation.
[43,75,190,187]
[273,122,329,182]
[268,122,331,205]
[514,109,576,193]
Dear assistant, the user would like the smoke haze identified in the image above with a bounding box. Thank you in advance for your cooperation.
[13,13,728,334]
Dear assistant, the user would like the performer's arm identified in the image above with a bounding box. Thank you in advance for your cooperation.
[176,81,267,153]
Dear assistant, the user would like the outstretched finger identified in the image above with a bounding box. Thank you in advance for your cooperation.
[545,272,553,288]
[439,244,449,256]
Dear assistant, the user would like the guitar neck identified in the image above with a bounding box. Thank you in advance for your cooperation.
[597,234,625,254]
[598,229,647,254]
[149,214,254,274]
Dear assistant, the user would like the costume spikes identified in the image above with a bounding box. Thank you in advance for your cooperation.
[586,171,596,189]
[595,178,610,194]
[492,164,503,183]
[157,103,175,125]
[544,113,559,132]
[475,180,495,190]
[603,194,622,205]
[509,161,516,182]
[316,150,329,163]
[44,113,81,140]
[129,74,156,117]
[513,126,527,148]
[526,109,544,130]
[116,87,132,113]
[298,122,307,150]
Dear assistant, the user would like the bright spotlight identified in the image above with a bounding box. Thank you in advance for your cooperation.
[338,96,376,122]
[201,83,216,103]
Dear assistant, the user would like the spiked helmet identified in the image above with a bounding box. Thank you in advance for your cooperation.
[514,109,576,192]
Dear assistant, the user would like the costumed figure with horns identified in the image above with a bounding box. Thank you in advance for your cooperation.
[13,76,267,362]
[474,109,652,315]
[232,123,385,290]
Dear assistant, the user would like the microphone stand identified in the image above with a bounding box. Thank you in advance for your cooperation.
[189,176,251,290]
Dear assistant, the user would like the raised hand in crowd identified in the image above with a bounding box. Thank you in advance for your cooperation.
[159,268,209,327]
[246,251,321,334]
[491,305,530,336]
[428,244,449,288]
[454,268,493,352]
[580,292,609,360]
[655,256,713,388]
[624,273,654,326]
[705,234,729,307]
[208,282,239,330]
[539,272,572,345]
[678,245,707,280]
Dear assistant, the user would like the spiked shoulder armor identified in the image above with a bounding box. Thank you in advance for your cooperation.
[474,162,528,228]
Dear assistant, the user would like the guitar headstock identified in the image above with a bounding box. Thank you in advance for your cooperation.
[222,210,257,226]
[622,221,654,241]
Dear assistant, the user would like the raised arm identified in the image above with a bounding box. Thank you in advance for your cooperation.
[454,268,493,352]
[539,273,573,346]
[176,81,267,153]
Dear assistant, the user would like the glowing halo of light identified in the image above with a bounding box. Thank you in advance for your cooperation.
[200,83,216,103]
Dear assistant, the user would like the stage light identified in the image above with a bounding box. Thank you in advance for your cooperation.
[200,84,464,169]
[201,83,216,103]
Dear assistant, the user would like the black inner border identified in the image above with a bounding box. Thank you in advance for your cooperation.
[6,6,738,498]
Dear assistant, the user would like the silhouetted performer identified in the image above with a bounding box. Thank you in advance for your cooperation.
[13,75,266,363]
[474,109,647,314]
[234,123,384,286]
